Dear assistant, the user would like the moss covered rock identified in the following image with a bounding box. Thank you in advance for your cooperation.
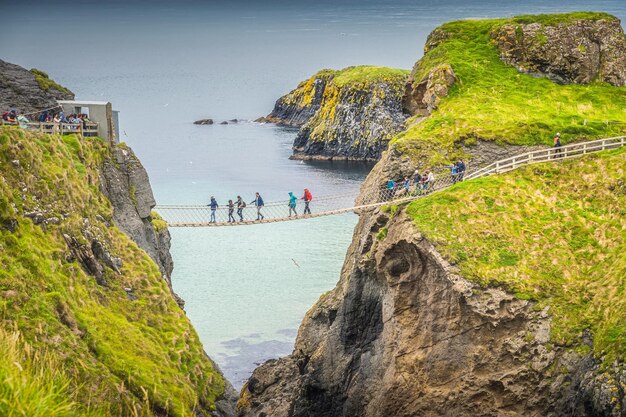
[0,60,74,114]
[261,66,410,161]
[0,127,230,416]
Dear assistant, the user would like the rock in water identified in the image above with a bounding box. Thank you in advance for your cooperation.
[194,118,214,125]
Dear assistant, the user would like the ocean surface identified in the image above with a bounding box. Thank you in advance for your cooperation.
[2,0,625,389]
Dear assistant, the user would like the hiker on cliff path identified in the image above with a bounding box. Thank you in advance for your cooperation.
[445,163,459,183]
[456,159,466,181]
[403,177,411,194]
[413,171,422,195]
[553,133,562,158]
[386,178,395,200]
[250,192,264,220]
[302,188,312,215]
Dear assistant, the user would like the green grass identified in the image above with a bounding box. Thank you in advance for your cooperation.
[30,69,72,95]
[509,12,618,25]
[405,148,626,364]
[331,66,410,88]
[394,13,626,163]
[150,211,168,232]
[0,127,224,416]
[0,327,103,417]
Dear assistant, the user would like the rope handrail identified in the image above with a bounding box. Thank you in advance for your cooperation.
[154,136,626,227]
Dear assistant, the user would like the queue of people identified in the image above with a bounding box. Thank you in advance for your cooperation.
[207,188,313,223]
[385,160,465,201]
[2,108,95,133]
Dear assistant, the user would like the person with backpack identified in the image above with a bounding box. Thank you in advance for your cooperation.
[413,170,422,195]
[403,177,411,194]
[208,196,218,223]
[2,110,17,123]
[553,132,562,158]
[227,199,235,223]
[386,178,395,201]
[250,192,264,220]
[288,192,298,217]
[456,159,466,181]
[236,195,246,221]
[301,188,312,215]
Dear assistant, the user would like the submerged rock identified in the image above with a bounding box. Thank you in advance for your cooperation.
[194,118,214,125]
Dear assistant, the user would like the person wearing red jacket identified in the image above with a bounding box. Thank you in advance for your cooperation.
[301,188,312,215]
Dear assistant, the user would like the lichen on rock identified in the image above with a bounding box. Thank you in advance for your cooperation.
[261,66,410,161]
[492,13,626,86]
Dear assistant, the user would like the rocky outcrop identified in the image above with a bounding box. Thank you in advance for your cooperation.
[492,16,626,86]
[99,145,184,307]
[0,59,74,114]
[238,207,625,417]
[261,67,409,161]
[257,70,335,127]
[403,63,456,116]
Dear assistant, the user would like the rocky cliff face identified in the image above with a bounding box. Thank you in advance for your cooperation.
[261,66,409,161]
[492,15,626,86]
[99,144,185,307]
[0,60,74,113]
[238,206,625,417]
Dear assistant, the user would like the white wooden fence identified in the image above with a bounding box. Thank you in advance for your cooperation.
[465,136,626,180]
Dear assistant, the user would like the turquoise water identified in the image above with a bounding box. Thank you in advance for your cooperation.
[2,0,625,389]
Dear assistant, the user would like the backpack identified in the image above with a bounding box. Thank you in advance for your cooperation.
[305,190,312,201]
[241,201,246,208]
[2,112,9,121]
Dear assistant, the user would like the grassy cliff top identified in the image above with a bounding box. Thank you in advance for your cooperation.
[405,148,626,364]
[0,127,224,416]
[330,65,410,88]
[30,68,72,95]
[394,12,626,164]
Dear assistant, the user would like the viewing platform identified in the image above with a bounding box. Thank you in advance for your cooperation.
[2,100,120,145]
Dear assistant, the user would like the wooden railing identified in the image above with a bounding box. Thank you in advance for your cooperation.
[0,119,99,137]
[465,136,626,180]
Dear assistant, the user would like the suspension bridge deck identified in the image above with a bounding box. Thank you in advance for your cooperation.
[155,136,625,227]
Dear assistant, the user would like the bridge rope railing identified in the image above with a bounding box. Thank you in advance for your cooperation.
[155,135,626,227]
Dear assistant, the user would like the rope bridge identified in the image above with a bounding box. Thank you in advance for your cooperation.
[155,136,626,227]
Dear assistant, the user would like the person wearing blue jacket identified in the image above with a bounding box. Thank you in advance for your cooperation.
[250,192,264,220]
[288,192,298,217]
[208,196,218,223]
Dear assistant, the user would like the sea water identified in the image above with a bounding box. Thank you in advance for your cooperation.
[2,0,625,389]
